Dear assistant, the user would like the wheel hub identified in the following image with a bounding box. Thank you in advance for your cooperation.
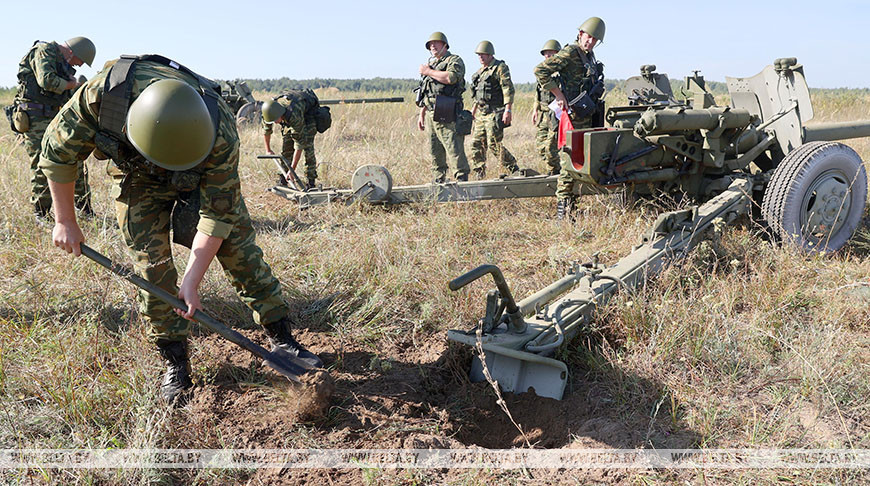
[801,169,851,239]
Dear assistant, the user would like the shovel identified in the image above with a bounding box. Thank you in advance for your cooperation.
[80,244,307,383]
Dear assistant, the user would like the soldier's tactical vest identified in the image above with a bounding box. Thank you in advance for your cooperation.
[424,55,465,101]
[16,41,75,107]
[94,54,221,176]
[471,60,506,108]
[274,89,332,133]
[559,45,599,103]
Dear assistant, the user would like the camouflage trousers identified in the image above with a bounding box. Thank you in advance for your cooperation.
[112,170,289,342]
[24,114,90,212]
[281,120,318,182]
[470,109,518,173]
[426,110,469,180]
[556,115,595,201]
[535,108,560,173]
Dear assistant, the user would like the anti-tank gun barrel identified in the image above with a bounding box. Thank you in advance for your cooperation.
[803,120,870,143]
[318,97,404,105]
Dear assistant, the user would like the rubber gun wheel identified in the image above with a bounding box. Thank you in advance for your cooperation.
[761,141,867,252]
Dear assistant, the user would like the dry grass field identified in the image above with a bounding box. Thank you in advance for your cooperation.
[0,80,868,485]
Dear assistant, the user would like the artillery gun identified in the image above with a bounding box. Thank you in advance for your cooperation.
[446,58,870,400]
[234,93,404,126]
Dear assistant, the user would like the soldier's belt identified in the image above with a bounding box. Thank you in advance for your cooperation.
[18,102,60,116]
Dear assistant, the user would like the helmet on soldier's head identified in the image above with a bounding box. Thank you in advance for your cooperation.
[125,79,216,171]
[261,100,287,124]
[540,39,562,55]
[475,41,495,55]
[578,17,606,43]
[425,32,449,50]
[65,36,96,67]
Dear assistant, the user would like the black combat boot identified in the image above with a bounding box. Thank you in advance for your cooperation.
[156,339,194,406]
[456,173,468,182]
[263,317,323,369]
[548,166,560,176]
[556,197,576,221]
[433,174,446,184]
[474,168,486,180]
[307,177,317,191]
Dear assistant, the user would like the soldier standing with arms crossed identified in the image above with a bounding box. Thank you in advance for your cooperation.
[534,17,606,219]
[469,40,519,180]
[416,32,470,183]
[13,36,96,218]
[40,55,322,406]
[533,39,562,176]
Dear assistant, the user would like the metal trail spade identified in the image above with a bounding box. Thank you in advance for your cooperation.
[80,244,308,383]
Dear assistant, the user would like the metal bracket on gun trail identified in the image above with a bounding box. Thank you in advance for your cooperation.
[79,244,310,383]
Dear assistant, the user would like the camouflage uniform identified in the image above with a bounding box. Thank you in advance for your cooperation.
[534,79,560,173]
[262,90,319,183]
[534,43,604,201]
[15,41,91,215]
[39,60,290,342]
[470,59,518,174]
[421,52,470,180]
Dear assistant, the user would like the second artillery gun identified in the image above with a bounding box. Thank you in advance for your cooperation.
[446,58,870,399]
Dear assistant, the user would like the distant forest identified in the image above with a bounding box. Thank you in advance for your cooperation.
[228,77,682,95]
[221,76,869,98]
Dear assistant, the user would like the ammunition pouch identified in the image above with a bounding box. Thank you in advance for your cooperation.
[171,190,201,249]
[5,104,31,133]
[494,107,511,130]
[313,106,331,133]
[569,92,598,119]
[456,109,473,136]
[433,95,457,123]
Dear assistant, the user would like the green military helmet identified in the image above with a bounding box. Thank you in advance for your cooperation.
[261,100,287,124]
[425,31,449,50]
[578,17,606,42]
[475,40,495,55]
[65,36,96,67]
[125,79,216,171]
[540,39,562,55]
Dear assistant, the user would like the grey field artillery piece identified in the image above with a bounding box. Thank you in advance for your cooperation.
[231,89,404,126]
[446,58,870,400]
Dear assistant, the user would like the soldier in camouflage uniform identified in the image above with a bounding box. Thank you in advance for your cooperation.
[14,37,95,218]
[534,17,606,219]
[533,40,562,175]
[416,32,470,183]
[469,41,519,179]
[262,90,320,188]
[40,55,322,405]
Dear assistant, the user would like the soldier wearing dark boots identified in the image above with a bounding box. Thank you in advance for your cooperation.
[40,55,323,405]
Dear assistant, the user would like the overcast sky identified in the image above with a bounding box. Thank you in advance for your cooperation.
[2,0,868,89]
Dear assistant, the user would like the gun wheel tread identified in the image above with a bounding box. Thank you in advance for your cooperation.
[761,141,867,252]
